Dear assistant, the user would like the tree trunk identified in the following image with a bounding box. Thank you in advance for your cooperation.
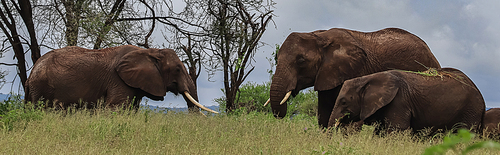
[18,0,41,63]
[62,0,82,46]
[93,0,125,49]
[0,0,28,90]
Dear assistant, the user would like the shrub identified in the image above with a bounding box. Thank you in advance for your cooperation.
[216,81,272,114]
[423,129,500,155]
[286,88,317,118]
[215,81,318,118]
[0,94,44,131]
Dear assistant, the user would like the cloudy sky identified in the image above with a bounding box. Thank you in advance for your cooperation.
[1,0,500,108]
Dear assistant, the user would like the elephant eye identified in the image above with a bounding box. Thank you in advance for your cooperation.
[339,98,347,105]
[175,66,181,73]
[296,56,306,64]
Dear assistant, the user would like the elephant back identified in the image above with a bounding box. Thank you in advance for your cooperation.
[360,28,441,71]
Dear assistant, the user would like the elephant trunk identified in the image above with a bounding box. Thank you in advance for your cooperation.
[328,112,346,128]
[269,68,296,118]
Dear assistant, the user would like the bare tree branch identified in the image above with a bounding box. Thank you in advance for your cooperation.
[136,0,155,48]
[0,62,17,66]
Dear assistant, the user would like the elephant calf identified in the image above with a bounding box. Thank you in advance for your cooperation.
[25,45,217,113]
[328,68,485,135]
[483,108,500,136]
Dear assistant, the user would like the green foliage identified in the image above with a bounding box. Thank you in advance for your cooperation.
[216,81,271,114]
[0,94,44,131]
[424,129,500,155]
[215,81,318,118]
[266,44,280,76]
[286,88,318,118]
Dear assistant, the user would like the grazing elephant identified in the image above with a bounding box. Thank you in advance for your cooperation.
[328,68,485,134]
[268,27,441,128]
[25,45,217,113]
[483,108,500,135]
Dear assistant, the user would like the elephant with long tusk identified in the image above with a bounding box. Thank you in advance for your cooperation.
[25,45,218,114]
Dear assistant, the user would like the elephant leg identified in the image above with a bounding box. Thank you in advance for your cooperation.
[106,96,133,110]
[382,115,410,135]
[317,85,342,128]
[131,97,142,111]
[105,88,139,110]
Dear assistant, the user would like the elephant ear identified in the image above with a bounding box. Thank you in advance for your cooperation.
[116,49,167,97]
[314,43,368,91]
[359,72,399,120]
[313,29,368,91]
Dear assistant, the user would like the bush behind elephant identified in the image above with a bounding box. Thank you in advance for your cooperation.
[25,45,216,113]
[329,68,485,135]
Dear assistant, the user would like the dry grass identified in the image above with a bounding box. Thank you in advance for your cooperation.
[1,108,498,154]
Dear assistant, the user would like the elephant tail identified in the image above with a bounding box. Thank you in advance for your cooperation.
[24,79,32,105]
[24,81,29,103]
[480,108,486,136]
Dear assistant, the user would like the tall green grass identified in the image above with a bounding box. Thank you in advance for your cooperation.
[2,94,500,154]
[1,107,499,154]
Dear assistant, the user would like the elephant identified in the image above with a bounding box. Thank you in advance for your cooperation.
[483,108,500,136]
[328,68,485,135]
[25,45,217,113]
[268,27,441,128]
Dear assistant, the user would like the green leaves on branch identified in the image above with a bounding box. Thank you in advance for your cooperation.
[266,44,280,76]
[423,129,500,155]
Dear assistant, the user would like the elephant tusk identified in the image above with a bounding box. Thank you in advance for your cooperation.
[184,92,219,114]
[199,111,207,117]
[280,91,292,105]
[263,98,270,106]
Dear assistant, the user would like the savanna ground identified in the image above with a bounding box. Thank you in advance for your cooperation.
[1,100,500,154]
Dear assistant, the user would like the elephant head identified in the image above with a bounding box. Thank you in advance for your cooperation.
[328,72,399,128]
[116,48,217,113]
[269,29,370,118]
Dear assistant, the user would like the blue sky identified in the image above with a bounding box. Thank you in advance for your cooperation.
[1,0,500,108]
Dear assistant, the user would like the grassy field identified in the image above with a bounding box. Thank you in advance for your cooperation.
[1,107,499,155]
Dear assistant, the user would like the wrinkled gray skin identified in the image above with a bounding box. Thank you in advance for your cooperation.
[269,28,441,128]
[329,68,485,134]
[25,45,200,111]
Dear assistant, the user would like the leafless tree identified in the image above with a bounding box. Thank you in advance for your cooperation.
[205,0,274,112]
[161,0,211,86]
[159,0,275,113]
[47,0,150,49]
[0,0,41,90]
